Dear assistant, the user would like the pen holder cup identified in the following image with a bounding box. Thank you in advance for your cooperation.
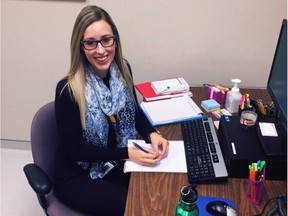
[245,178,264,204]
[245,167,265,205]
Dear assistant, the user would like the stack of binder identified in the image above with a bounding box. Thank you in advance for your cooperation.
[135,77,204,126]
[135,77,192,101]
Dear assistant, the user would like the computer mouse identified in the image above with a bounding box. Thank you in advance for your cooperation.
[206,200,237,216]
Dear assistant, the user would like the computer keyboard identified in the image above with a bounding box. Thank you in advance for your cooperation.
[181,117,228,183]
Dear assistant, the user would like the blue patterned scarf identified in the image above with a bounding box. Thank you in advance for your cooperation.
[80,61,137,179]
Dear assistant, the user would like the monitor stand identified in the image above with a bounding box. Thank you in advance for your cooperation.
[218,115,287,180]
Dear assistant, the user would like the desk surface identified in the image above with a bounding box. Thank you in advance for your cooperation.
[125,87,287,216]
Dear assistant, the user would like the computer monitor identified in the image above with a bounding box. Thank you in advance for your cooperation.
[267,19,287,130]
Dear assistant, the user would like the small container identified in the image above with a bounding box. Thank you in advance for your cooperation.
[240,111,258,126]
[245,166,266,205]
[245,178,265,204]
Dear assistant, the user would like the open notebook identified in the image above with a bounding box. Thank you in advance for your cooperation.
[124,139,187,173]
[140,95,204,126]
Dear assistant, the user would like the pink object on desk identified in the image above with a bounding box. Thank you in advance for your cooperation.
[206,84,228,104]
[245,163,266,204]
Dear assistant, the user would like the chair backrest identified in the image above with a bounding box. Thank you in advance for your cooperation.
[31,101,60,183]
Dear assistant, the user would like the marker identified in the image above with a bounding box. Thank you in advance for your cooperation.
[250,170,256,181]
[252,163,258,171]
[245,94,250,109]
[259,161,266,172]
[249,165,252,179]
[133,142,149,154]
[240,95,245,110]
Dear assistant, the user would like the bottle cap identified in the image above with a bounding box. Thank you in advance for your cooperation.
[181,184,198,204]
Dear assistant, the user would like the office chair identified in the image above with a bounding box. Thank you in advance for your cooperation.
[23,102,89,216]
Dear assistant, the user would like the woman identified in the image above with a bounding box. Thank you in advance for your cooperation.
[54,5,169,215]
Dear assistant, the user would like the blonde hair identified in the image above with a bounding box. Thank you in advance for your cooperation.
[65,5,134,129]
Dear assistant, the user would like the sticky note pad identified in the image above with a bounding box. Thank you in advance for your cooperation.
[201,99,220,112]
[259,122,278,137]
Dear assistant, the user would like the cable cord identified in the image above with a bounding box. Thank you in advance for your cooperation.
[253,195,287,216]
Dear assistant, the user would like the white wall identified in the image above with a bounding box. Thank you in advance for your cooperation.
[1,0,287,141]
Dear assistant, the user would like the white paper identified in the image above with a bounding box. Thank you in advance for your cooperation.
[259,122,278,137]
[151,77,189,94]
[220,109,232,116]
[140,95,203,125]
[124,139,187,173]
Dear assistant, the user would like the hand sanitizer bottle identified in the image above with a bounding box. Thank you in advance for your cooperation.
[225,79,242,113]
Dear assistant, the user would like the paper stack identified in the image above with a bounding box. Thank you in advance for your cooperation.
[135,77,192,101]
[201,99,220,112]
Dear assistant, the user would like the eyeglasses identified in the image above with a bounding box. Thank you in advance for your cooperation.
[81,36,115,50]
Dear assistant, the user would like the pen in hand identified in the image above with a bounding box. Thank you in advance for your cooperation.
[133,142,149,154]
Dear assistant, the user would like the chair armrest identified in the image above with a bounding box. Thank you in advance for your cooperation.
[23,163,52,195]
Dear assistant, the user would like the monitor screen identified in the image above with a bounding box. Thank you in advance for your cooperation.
[267,19,287,129]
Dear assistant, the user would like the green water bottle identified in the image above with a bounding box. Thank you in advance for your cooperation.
[175,184,199,216]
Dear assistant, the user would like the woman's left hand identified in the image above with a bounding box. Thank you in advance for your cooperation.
[149,132,169,160]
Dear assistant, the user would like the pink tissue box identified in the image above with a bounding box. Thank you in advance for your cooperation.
[206,84,228,104]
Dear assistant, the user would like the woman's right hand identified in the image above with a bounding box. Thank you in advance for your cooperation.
[127,146,162,166]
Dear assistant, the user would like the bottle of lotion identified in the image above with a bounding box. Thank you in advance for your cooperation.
[225,79,242,113]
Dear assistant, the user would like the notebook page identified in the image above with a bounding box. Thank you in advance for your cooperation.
[124,139,187,173]
[140,95,203,125]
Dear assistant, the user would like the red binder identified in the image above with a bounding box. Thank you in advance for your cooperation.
[135,82,192,101]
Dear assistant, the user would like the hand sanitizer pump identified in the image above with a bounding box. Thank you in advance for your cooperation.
[225,79,242,113]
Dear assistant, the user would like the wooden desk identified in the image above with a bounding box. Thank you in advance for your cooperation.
[125,87,287,216]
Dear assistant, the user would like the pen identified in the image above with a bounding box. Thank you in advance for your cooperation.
[133,142,149,154]
[161,86,171,94]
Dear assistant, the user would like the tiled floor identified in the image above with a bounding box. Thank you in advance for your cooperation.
[1,140,44,216]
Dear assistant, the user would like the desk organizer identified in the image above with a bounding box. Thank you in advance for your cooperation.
[245,166,266,205]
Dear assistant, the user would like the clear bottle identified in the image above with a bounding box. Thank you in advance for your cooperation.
[175,184,199,216]
[225,79,242,113]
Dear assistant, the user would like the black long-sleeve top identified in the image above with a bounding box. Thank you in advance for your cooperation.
[54,73,155,184]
